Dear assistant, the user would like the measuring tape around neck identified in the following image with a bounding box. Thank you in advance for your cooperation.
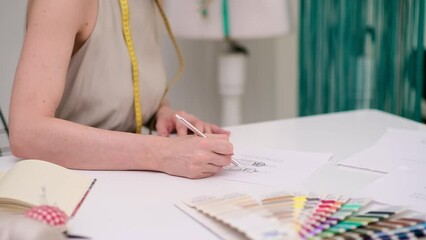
[119,0,185,134]
[119,0,143,134]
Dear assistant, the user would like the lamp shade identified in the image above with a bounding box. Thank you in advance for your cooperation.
[166,0,291,40]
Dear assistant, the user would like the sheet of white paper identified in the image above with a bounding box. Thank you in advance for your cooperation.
[339,128,426,173]
[358,167,426,213]
[214,148,333,187]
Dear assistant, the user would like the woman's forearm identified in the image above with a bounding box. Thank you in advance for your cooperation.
[9,116,167,171]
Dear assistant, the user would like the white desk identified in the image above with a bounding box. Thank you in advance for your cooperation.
[0,109,425,239]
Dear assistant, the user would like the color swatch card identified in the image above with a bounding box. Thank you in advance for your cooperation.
[178,191,426,240]
[214,149,333,187]
[184,193,299,240]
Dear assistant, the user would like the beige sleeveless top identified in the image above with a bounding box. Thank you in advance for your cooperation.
[56,0,167,132]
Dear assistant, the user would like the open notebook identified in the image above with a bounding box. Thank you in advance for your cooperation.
[0,159,96,217]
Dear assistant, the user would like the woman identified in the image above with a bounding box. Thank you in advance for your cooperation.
[9,0,233,179]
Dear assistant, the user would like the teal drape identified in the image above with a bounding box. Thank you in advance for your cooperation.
[299,0,425,121]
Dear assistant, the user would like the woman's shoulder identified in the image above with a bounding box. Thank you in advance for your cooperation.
[26,0,98,52]
[27,0,95,24]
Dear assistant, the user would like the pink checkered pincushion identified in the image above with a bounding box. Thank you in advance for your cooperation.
[25,205,68,227]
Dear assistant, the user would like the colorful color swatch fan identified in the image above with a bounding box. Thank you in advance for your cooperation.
[183,192,426,240]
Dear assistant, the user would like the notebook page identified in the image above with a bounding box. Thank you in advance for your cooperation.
[0,160,94,216]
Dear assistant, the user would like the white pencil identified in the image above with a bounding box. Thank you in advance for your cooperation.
[175,114,240,166]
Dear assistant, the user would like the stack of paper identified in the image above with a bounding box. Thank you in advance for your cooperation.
[358,168,426,214]
[338,128,426,214]
[338,128,426,173]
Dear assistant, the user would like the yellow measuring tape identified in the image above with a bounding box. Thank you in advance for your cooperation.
[119,0,184,134]
[119,0,143,133]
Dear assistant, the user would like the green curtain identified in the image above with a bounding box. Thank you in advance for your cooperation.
[299,0,425,121]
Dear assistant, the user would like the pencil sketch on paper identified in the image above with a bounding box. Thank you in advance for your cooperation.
[223,154,273,174]
[214,148,332,186]
[252,161,267,167]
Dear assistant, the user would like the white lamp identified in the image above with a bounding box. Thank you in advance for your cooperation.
[166,0,290,126]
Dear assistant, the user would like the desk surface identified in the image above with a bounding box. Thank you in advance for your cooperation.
[1,109,425,239]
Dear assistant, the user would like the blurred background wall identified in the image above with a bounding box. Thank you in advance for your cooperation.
[0,1,27,123]
[163,0,298,126]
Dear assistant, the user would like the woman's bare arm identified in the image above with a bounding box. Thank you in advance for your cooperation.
[9,0,233,178]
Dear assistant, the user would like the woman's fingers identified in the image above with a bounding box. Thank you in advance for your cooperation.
[160,136,234,179]
[174,111,228,136]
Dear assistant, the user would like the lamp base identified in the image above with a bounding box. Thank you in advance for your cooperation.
[218,52,247,126]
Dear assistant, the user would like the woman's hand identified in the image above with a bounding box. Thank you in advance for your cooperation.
[157,134,233,178]
[155,104,230,137]
[154,103,234,178]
